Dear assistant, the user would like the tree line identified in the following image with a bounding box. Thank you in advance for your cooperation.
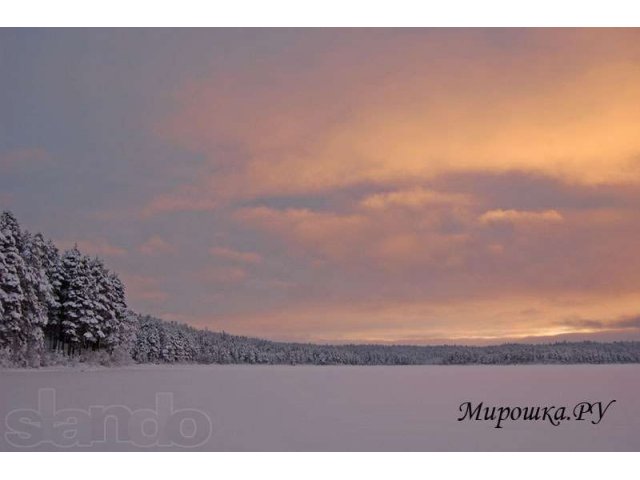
[131,314,640,365]
[3,209,640,367]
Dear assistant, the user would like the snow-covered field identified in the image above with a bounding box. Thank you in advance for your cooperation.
[1,364,638,451]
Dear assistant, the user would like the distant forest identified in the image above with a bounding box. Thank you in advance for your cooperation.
[132,315,640,365]
[2,209,640,367]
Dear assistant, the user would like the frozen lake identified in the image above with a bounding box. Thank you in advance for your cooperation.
[1,364,638,451]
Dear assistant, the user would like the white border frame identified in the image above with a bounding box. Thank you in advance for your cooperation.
[1,0,640,27]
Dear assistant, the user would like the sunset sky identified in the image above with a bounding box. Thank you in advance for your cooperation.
[2,28,640,344]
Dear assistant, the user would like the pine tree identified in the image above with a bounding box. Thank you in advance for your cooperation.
[107,273,133,352]
[42,238,63,350]
[0,212,27,362]
[19,231,55,365]
[58,247,85,353]
[84,256,108,349]
[0,230,5,325]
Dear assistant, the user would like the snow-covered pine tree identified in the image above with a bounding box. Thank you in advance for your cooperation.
[132,314,162,363]
[104,270,126,348]
[0,212,27,363]
[74,254,103,352]
[0,230,4,326]
[106,273,135,355]
[111,309,137,362]
[58,247,87,354]
[19,231,55,365]
[42,238,63,350]
[87,256,111,349]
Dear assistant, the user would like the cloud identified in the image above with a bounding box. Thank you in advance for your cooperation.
[558,315,640,332]
[11,29,640,344]
[140,185,217,217]
[58,238,127,257]
[0,192,13,206]
[235,203,470,270]
[138,235,176,256]
[119,273,168,303]
[359,188,470,210]
[0,148,51,171]
[197,266,248,284]
[210,246,262,264]
[154,29,640,208]
[479,209,564,225]
[227,168,640,300]
[235,206,369,261]
[180,292,640,345]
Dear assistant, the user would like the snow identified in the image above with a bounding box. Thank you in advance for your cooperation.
[1,364,639,451]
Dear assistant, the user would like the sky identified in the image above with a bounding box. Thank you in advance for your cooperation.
[2,28,640,344]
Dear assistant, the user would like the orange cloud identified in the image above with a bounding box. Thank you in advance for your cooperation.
[58,238,127,258]
[0,148,51,171]
[0,192,12,206]
[359,188,471,210]
[235,203,471,270]
[479,209,564,225]
[182,291,640,345]
[210,246,262,264]
[235,206,371,261]
[119,273,168,303]
[155,29,640,207]
[140,186,217,217]
[197,266,248,284]
[138,235,176,256]
[130,30,640,343]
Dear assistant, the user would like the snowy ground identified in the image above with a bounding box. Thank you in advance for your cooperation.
[1,364,638,451]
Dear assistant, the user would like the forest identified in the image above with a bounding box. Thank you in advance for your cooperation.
[2,209,640,367]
